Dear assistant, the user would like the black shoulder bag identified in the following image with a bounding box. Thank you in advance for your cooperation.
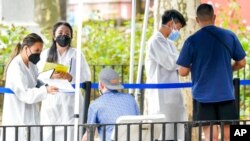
[202,28,233,58]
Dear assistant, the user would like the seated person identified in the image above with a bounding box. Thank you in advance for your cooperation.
[82,67,140,141]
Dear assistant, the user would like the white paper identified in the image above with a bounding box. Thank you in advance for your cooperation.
[37,69,54,80]
[42,79,75,93]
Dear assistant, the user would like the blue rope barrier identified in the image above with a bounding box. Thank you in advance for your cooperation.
[91,83,192,89]
[0,88,14,94]
[72,83,85,88]
[1,80,250,94]
[240,80,250,85]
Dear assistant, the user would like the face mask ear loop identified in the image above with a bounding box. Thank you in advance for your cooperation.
[25,46,29,58]
[28,47,32,54]
[171,17,177,31]
[99,90,103,96]
[25,46,32,59]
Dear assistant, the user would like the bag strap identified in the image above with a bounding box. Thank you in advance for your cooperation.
[202,28,232,58]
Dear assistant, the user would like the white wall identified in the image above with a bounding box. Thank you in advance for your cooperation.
[0,0,40,33]
[2,0,34,23]
[0,0,2,22]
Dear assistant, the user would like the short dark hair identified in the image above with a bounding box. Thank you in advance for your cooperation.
[196,3,214,21]
[162,9,186,27]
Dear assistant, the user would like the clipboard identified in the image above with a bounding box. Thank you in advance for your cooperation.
[37,69,55,80]
[41,79,75,93]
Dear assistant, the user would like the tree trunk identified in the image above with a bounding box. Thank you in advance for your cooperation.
[59,0,67,21]
[34,0,59,34]
[136,0,142,14]
[153,0,200,140]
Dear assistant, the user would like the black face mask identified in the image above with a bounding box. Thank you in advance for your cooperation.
[55,35,71,47]
[29,53,40,64]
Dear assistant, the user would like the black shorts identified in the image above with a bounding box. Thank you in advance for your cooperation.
[193,99,239,121]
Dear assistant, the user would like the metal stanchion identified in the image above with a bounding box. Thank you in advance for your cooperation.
[83,81,92,134]
[233,78,240,119]
[140,65,145,114]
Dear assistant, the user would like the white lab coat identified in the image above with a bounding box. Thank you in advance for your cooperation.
[37,47,91,141]
[1,55,48,141]
[144,31,187,140]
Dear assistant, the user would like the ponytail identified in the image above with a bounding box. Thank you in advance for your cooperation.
[3,42,23,81]
[3,33,43,81]
[11,43,22,60]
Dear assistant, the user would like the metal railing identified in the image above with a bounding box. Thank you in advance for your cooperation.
[0,64,249,141]
[0,120,249,141]
[0,64,249,118]
[89,64,250,118]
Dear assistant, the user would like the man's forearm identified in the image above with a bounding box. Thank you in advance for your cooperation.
[178,66,190,76]
[232,59,246,71]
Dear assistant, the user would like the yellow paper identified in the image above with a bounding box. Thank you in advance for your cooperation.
[43,62,69,73]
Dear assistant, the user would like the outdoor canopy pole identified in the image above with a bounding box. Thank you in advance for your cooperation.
[135,0,150,101]
[128,0,136,94]
[74,0,83,141]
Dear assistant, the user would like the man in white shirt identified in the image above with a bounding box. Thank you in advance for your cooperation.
[144,9,187,140]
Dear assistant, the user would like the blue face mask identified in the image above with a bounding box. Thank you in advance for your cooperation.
[168,29,180,41]
[168,18,181,41]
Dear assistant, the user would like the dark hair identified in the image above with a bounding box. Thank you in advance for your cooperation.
[196,3,214,21]
[4,33,43,80]
[162,9,186,27]
[47,21,73,63]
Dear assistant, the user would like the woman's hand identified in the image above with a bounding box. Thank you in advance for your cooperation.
[51,72,73,82]
[46,85,58,94]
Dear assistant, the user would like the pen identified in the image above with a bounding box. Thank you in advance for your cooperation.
[69,58,73,72]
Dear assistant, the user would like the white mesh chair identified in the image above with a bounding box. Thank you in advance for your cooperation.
[111,114,166,141]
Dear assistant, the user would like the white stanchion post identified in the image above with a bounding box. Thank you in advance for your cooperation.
[135,0,150,101]
[74,0,83,141]
[129,0,136,94]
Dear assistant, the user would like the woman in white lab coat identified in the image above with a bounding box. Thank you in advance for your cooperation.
[37,22,91,141]
[144,10,187,140]
[1,33,58,141]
